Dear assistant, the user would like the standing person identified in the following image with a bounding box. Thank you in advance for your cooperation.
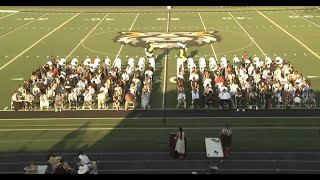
[175,127,186,159]
[219,123,232,158]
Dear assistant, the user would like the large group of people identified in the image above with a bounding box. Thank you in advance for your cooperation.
[175,51,316,110]
[11,53,156,111]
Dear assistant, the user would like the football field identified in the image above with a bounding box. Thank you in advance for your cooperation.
[0,6,319,109]
[0,6,320,174]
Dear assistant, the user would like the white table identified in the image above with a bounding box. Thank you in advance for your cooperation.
[37,165,48,174]
[205,138,224,173]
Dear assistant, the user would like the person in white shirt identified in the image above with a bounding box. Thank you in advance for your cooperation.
[113,58,121,70]
[122,71,130,83]
[97,91,107,109]
[218,88,232,109]
[78,151,98,173]
[189,72,199,81]
[191,88,200,108]
[141,88,150,109]
[40,93,50,110]
[70,58,78,69]
[83,57,91,67]
[177,91,186,108]
[68,90,77,109]
[82,89,92,110]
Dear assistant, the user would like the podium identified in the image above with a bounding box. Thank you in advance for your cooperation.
[205,138,224,172]
[169,133,178,159]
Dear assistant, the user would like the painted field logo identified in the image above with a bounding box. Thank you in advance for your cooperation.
[113,31,219,49]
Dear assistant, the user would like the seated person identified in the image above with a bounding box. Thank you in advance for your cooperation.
[293,93,302,107]
[264,88,273,109]
[77,151,98,174]
[54,93,64,112]
[124,90,136,111]
[235,88,245,111]
[205,90,215,109]
[68,90,77,109]
[82,89,93,110]
[191,88,200,108]
[40,93,50,110]
[97,90,107,109]
[248,89,258,109]
[141,88,150,109]
[11,91,23,111]
[113,92,121,111]
[24,91,34,111]
[177,90,186,108]
[218,88,232,109]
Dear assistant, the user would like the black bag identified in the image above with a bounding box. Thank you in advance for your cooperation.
[54,164,68,174]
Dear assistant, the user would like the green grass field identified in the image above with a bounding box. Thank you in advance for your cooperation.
[0,117,320,153]
[0,6,320,154]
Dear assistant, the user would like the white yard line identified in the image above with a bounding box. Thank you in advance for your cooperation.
[0,13,80,72]
[0,116,319,121]
[256,10,320,60]
[114,13,140,59]
[65,13,109,60]
[0,126,320,132]
[198,12,218,60]
[0,11,19,20]
[229,12,267,58]
[290,10,320,28]
[162,12,170,109]
[3,107,8,110]
[0,13,48,39]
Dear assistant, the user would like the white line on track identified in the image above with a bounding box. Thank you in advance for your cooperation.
[0,11,19,20]
[65,13,109,60]
[0,126,320,132]
[0,13,48,39]
[0,116,319,121]
[198,12,218,60]
[1,159,320,165]
[290,10,320,28]
[3,107,8,110]
[114,13,139,59]
[0,13,80,72]
[229,12,267,58]
[256,10,320,60]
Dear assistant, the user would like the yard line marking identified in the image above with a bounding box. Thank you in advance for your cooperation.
[3,107,7,110]
[65,13,109,60]
[115,13,139,59]
[0,11,19,20]
[290,10,320,28]
[0,13,48,39]
[0,116,319,121]
[162,11,170,109]
[198,12,218,60]
[229,12,267,58]
[256,10,320,60]
[0,13,80,72]
[1,126,320,132]
[307,76,319,78]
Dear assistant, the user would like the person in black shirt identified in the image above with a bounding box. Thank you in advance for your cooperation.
[219,123,232,158]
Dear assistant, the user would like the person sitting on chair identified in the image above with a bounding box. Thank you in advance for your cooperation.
[191,88,200,109]
[177,90,186,108]
[218,89,232,109]
[113,92,120,111]
[125,90,136,111]
[97,90,107,109]
[235,88,245,112]
[205,90,214,109]
[54,92,64,112]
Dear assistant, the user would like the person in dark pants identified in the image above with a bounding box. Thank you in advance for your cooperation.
[219,123,232,158]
